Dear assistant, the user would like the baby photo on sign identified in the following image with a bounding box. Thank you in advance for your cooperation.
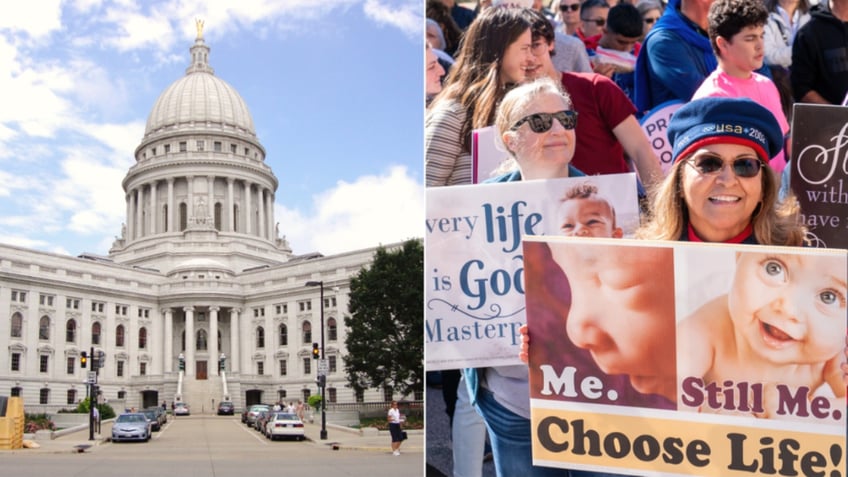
[675,246,846,426]
[524,238,677,410]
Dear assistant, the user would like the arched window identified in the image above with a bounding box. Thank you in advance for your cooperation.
[139,327,147,349]
[233,204,239,232]
[279,324,288,346]
[163,204,169,232]
[116,324,125,347]
[302,321,312,344]
[196,329,207,351]
[214,202,222,231]
[92,322,101,345]
[66,319,76,343]
[10,312,22,338]
[256,326,265,348]
[39,316,50,340]
[179,203,187,231]
[327,318,337,342]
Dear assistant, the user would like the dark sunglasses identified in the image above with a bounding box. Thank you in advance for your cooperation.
[582,17,605,27]
[510,111,578,133]
[560,4,580,11]
[686,155,764,178]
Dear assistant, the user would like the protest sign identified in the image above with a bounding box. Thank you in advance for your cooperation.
[471,126,510,183]
[524,236,846,476]
[425,174,639,370]
[790,103,848,248]
[639,100,683,175]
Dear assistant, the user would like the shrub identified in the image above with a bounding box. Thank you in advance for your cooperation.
[24,413,55,433]
[307,394,322,411]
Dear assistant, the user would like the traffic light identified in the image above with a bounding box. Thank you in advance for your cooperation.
[312,343,320,360]
[178,356,185,371]
[80,351,87,368]
[316,375,326,388]
[219,355,226,372]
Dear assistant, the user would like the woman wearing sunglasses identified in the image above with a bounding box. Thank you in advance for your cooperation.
[467,77,626,477]
[638,96,804,245]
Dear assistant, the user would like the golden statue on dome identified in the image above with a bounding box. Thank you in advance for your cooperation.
[195,18,204,40]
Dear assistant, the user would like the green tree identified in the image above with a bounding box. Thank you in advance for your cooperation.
[344,239,423,397]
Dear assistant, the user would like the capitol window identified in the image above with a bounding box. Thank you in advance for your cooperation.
[11,290,26,303]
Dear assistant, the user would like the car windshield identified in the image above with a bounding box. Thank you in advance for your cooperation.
[275,413,297,421]
[117,414,145,423]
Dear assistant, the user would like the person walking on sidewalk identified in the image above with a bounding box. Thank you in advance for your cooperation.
[387,400,404,456]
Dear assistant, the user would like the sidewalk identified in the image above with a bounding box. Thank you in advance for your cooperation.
[301,420,423,454]
[3,418,423,455]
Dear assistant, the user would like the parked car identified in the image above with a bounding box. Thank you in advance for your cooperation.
[145,407,167,428]
[254,409,272,432]
[243,404,270,426]
[264,412,305,441]
[217,401,235,416]
[111,413,152,442]
[174,402,190,416]
[141,409,162,431]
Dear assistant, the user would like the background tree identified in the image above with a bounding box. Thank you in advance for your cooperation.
[344,239,423,398]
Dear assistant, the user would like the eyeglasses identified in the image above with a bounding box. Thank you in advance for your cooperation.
[644,17,659,24]
[560,4,580,12]
[685,155,764,178]
[510,110,578,133]
[582,17,606,27]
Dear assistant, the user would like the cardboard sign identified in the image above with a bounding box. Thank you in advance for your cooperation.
[524,236,847,476]
[639,100,684,175]
[425,174,639,370]
[471,126,510,183]
[790,104,848,248]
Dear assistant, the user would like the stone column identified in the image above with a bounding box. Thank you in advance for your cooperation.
[167,178,175,233]
[209,306,219,376]
[126,193,132,241]
[258,187,266,239]
[229,308,240,373]
[187,175,194,225]
[149,181,158,235]
[267,191,275,240]
[244,182,252,235]
[227,178,235,232]
[207,176,214,227]
[184,306,195,377]
[163,308,173,373]
[135,188,143,238]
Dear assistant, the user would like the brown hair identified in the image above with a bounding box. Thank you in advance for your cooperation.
[430,7,532,153]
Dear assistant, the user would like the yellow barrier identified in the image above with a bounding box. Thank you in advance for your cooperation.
[0,397,24,450]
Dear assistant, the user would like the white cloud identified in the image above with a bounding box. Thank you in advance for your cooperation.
[363,0,422,38]
[276,165,423,255]
[0,2,63,38]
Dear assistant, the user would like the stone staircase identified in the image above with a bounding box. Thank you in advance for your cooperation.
[181,376,228,414]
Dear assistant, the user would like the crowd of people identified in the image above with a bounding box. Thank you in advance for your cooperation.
[425,0,847,475]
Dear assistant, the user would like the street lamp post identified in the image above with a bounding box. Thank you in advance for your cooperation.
[305,280,328,440]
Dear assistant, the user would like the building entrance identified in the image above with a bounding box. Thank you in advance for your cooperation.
[197,360,207,380]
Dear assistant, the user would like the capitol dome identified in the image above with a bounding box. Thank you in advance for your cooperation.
[141,35,257,142]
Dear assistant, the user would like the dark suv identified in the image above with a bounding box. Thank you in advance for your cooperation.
[217,401,235,416]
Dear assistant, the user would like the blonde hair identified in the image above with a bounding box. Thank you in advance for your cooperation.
[637,160,806,245]
[489,77,572,176]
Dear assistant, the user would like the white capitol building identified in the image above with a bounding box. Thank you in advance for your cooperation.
[0,29,408,413]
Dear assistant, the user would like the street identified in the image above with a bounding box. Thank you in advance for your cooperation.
[2,416,422,477]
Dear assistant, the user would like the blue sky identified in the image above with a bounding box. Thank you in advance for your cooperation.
[0,0,423,257]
